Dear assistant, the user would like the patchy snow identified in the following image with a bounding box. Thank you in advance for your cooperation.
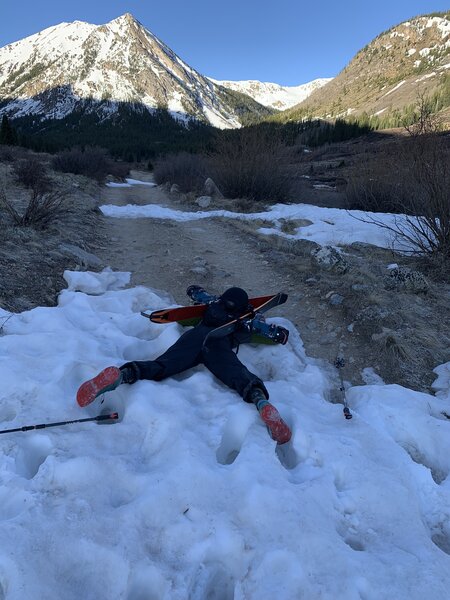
[100,199,430,254]
[0,268,449,599]
[361,367,385,386]
[416,72,436,82]
[407,48,417,56]
[383,80,406,97]
[101,179,156,190]
[390,31,405,38]
[426,16,450,38]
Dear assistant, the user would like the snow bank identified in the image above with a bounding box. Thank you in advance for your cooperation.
[0,272,449,599]
[100,201,414,251]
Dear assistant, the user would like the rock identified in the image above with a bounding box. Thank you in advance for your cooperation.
[329,293,345,306]
[311,245,349,274]
[356,305,391,323]
[203,177,224,199]
[58,244,103,268]
[385,267,429,294]
[196,196,212,208]
[189,266,209,278]
[305,277,319,285]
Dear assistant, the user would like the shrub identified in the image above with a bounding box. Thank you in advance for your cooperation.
[52,146,124,182]
[13,157,51,194]
[153,152,207,193]
[0,187,66,228]
[345,133,450,263]
[207,128,291,202]
[0,145,15,162]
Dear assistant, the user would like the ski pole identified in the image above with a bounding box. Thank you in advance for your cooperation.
[334,357,353,420]
[0,412,119,435]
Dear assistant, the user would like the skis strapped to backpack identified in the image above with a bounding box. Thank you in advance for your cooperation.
[202,293,288,347]
[141,292,289,346]
[142,294,275,326]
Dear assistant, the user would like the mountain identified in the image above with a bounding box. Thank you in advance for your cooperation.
[281,12,450,123]
[0,13,272,130]
[208,78,332,110]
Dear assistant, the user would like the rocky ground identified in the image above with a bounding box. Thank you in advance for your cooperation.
[0,148,449,400]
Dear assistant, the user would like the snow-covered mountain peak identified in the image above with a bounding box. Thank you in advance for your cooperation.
[0,14,246,128]
[211,77,332,110]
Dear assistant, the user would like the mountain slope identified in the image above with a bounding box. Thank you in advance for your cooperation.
[0,13,271,129]
[209,78,332,110]
[282,12,450,122]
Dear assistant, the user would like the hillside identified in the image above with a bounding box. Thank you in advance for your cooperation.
[279,12,450,125]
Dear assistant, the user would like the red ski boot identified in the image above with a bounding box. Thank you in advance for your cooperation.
[259,403,292,444]
[77,366,122,407]
[250,388,292,444]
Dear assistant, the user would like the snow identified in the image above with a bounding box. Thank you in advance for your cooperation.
[0,268,449,599]
[209,78,333,111]
[100,200,418,253]
[383,80,406,97]
[105,179,156,189]
[426,16,450,38]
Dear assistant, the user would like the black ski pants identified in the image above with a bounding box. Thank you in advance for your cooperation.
[121,324,268,402]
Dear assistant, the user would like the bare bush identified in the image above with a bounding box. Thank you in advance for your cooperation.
[13,157,51,193]
[207,128,291,202]
[0,145,15,162]
[0,187,66,228]
[153,152,208,193]
[52,147,126,182]
[345,133,450,263]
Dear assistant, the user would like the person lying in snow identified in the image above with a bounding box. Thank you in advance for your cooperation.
[77,286,292,444]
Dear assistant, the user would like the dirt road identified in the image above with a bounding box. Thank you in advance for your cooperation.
[94,171,379,392]
[93,170,449,395]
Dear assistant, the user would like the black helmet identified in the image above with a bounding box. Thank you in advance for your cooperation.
[220,287,249,313]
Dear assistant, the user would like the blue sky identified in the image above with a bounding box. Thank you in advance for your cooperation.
[1,1,447,85]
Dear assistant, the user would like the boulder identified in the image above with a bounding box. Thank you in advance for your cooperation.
[311,245,349,274]
[385,267,429,294]
[58,244,103,269]
[196,196,212,208]
[203,177,224,199]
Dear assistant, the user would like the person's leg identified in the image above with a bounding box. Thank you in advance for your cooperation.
[202,339,291,444]
[77,326,207,407]
[125,325,210,381]
[201,337,268,400]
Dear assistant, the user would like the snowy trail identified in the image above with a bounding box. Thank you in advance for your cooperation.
[0,270,449,599]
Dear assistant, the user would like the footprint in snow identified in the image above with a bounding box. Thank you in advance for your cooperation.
[0,401,17,423]
[15,434,53,479]
[187,562,235,600]
[275,440,300,470]
[216,407,254,465]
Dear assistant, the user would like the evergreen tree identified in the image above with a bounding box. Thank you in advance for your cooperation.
[0,115,17,145]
